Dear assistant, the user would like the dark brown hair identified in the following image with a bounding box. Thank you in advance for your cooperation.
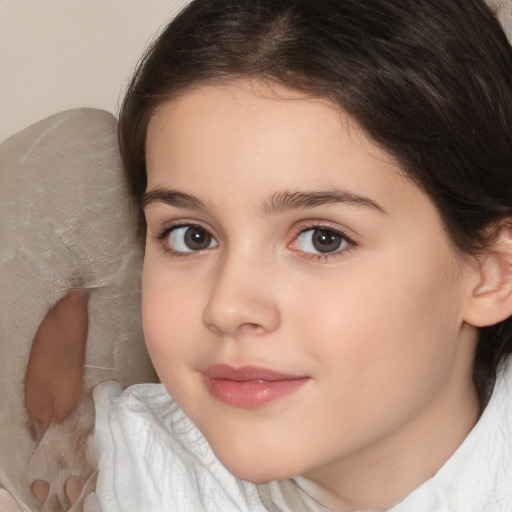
[119,0,512,399]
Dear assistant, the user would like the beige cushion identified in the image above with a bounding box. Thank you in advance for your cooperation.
[0,109,157,511]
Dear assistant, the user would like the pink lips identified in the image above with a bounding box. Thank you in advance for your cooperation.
[202,364,309,408]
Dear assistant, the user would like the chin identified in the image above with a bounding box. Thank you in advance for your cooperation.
[227,466,286,484]
[215,449,300,484]
[196,416,311,483]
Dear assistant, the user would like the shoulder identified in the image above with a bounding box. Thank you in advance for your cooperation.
[91,381,266,512]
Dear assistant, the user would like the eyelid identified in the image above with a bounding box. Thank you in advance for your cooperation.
[293,220,357,243]
[154,219,218,257]
[150,217,357,262]
[288,220,358,262]
[154,217,217,237]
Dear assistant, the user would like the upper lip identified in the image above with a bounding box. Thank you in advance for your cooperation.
[202,364,305,382]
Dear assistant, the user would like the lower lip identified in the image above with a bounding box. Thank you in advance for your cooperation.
[203,376,310,408]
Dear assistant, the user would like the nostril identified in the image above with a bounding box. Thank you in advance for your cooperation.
[206,323,223,335]
[239,322,268,336]
[201,282,281,336]
[205,321,263,336]
[244,323,263,331]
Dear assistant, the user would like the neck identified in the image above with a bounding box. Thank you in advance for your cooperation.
[302,353,480,510]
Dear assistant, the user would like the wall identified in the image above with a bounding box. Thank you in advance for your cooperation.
[1,0,510,142]
[0,0,191,142]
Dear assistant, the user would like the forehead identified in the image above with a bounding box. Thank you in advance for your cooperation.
[144,79,458,258]
[145,80,405,196]
[148,80,369,149]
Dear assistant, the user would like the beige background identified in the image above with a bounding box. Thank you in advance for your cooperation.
[1,0,510,143]
[0,0,191,142]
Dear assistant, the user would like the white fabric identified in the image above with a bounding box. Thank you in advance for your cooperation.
[91,381,268,512]
[390,357,512,512]
[91,358,512,511]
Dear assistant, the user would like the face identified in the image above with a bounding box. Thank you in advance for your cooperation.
[143,81,480,499]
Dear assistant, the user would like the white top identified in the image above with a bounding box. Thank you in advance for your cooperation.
[90,358,512,511]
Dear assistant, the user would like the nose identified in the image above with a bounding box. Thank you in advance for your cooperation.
[202,254,281,337]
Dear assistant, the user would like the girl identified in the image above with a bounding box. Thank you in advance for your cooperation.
[92,0,512,510]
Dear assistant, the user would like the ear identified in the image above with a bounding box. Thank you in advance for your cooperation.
[464,224,512,328]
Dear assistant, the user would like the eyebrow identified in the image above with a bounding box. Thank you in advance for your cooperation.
[143,188,208,212]
[261,189,388,215]
[143,187,387,215]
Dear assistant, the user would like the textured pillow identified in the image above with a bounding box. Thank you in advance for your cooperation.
[495,0,512,40]
[0,109,157,512]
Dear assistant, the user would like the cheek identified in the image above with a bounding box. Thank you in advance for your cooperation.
[281,259,464,454]
[294,250,462,390]
[141,262,204,375]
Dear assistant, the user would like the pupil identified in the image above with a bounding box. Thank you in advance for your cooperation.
[185,227,210,250]
[312,229,342,253]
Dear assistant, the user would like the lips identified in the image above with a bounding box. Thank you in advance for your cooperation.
[202,364,310,408]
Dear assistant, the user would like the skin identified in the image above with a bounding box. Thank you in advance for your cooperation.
[142,81,482,509]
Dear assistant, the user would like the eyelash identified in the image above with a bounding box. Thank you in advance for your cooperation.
[290,222,357,262]
[155,221,357,262]
[156,222,214,259]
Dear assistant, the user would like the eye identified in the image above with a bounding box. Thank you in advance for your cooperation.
[164,225,217,253]
[294,227,350,254]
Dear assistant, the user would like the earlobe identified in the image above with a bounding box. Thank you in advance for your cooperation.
[464,225,512,328]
